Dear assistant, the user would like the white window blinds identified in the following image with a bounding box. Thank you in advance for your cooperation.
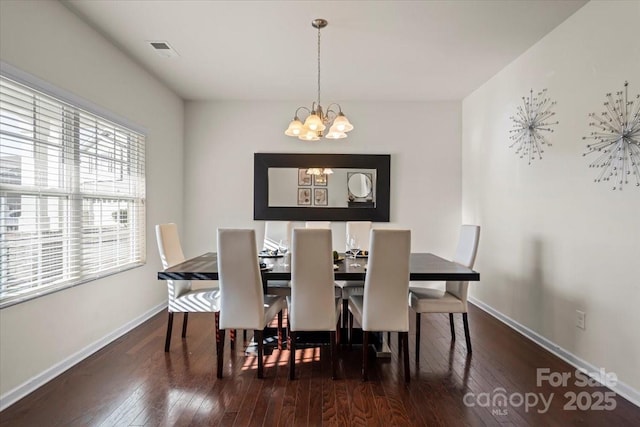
[0,75,146,308]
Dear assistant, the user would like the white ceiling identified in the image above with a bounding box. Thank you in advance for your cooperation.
[64,0,587,102]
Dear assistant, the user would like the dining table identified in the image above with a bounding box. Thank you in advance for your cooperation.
[157,252,479,283]
[158,252,480,356]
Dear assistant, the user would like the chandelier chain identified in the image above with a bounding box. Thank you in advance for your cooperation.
[317,24,321,108]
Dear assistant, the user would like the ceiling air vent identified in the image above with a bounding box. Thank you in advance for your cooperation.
[148,41,179,58]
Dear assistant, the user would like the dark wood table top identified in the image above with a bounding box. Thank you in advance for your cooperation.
[158,252,479,282]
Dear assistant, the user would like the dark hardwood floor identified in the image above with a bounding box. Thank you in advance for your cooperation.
[1,304,638,426]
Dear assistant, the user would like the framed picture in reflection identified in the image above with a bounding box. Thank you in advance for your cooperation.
[298,169,312,186]
[314,188,328,206]
[297,188,311,205]
[313,173,327,186]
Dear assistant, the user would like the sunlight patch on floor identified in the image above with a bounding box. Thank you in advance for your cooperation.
[240,347,321,370]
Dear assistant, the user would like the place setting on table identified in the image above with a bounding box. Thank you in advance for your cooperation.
[258,239,290,270]
[344,234,369,269]
[259,247,358,273]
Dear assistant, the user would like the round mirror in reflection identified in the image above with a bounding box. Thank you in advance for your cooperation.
[348,173,373,198]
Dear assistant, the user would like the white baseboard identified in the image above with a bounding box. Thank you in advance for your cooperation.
[0,302,167,412]
[469,296,640,408]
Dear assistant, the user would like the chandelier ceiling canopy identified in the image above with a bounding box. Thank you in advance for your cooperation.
[285,19,354,141]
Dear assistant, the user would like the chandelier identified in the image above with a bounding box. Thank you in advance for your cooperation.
[306,167,333,176]
[285,19,354,141]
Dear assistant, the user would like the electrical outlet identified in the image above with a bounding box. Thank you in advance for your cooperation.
[576,310,586,330]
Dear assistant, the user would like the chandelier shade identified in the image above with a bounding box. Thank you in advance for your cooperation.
[332,113,354,132]
[325,126,347,139]
[299,130,320,141]
[285,19,354,141]
[284,117,304,136]
[304,113,325,132]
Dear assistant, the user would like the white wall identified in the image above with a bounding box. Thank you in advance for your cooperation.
[0,0,183,404]
[184,100,461,257]
[462,0,640,396]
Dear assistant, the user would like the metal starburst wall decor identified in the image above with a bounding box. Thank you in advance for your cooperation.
[509,88,559,165]
[583,81,640,190]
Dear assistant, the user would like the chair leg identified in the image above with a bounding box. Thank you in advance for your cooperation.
[401,332,410,382]
[463,313,472,353]
[165,312,174,352]
[289,330,296,380]
[243,329,247,342]
[397,333,401,355]
[362,331,369,381]
[348,311,354,350]
[277,310,283,350]
[415,312,421,360]
[449,313,456,341]
[213,310,220,349]
[181,312,189,338]
[256,329,264,378]
[330,330,337,380]
[342,299,349,328]
[230,329,236,351]
[216,327,225,379]
[336,316,341,346]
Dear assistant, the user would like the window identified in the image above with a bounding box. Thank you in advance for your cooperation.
[0,75,146,308]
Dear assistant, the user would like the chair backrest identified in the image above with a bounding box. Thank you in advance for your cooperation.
[305,221,331,229]
[290,228,337,331]
[263,221,293,251]
[156,223,185,269]
[156,223,192,304]
[446,225,481,304]
[346,221,372,252]
[363,229,411,332]
[217,229,265,330]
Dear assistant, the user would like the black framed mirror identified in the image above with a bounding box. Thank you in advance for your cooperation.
[254,153,390,221]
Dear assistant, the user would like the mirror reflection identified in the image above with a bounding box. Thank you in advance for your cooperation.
[348,172,373,198]
[268,168,377,208]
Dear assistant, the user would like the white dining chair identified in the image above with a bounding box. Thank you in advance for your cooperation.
[263,221,293,252]
[339,221,372,325]
[217,229,286,378]
[263,221,294,297]
[305,221,331,229]
[155,223,220,352]
[409,225,480,355]
[288,228,342,379]
[348,229,411,382]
